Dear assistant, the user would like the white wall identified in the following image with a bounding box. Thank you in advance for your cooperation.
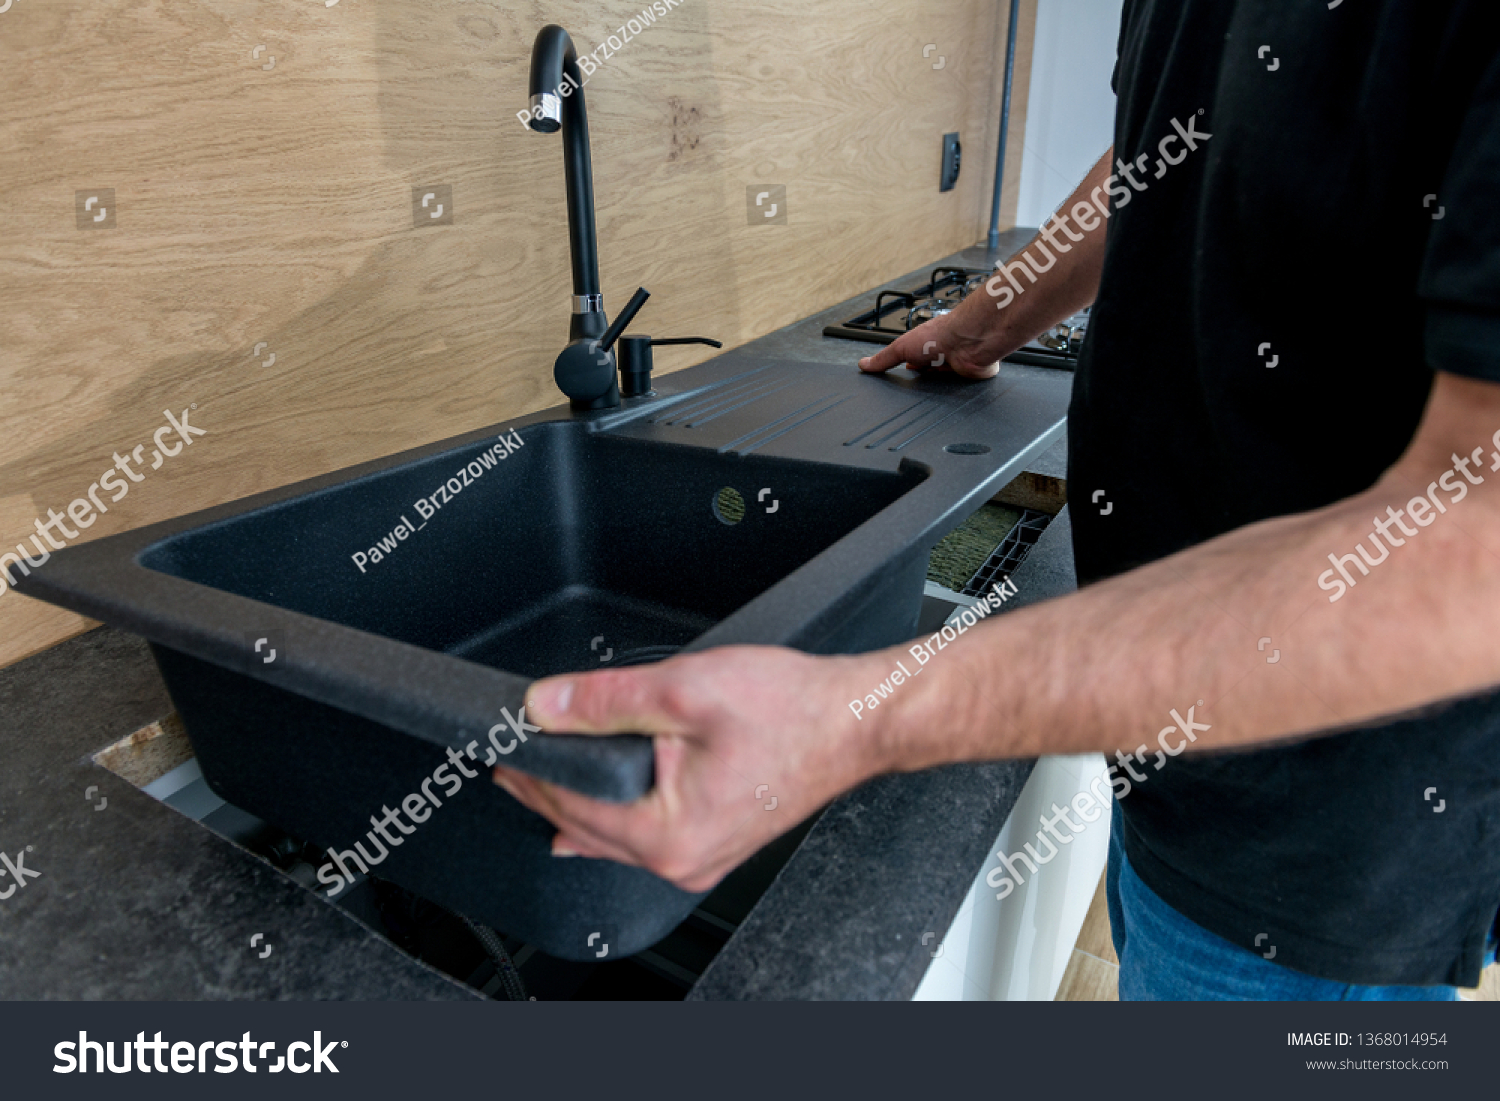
[1013,0,1124,229]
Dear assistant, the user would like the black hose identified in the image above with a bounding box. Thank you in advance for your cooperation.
[460,915,530,1002]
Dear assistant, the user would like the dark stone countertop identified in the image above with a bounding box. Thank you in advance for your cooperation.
[0,230,1077,1000]
[0,626,476,999]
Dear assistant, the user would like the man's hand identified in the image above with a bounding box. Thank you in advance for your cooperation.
[493,646,889,893]
[859,149,1116,380]
[857,307,1009,379]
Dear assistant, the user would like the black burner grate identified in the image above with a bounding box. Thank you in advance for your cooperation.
[823,265,1088,371]
[823,266,985,343]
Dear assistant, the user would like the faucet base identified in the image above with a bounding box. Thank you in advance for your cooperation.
[570,382,620,411]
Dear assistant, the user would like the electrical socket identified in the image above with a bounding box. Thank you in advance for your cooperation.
[940,133,961,192]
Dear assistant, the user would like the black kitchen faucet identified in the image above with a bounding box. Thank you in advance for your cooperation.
[525,24,719,408]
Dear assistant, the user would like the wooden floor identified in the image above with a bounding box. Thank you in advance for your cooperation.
[1054,872,1119,1001]
[1055,872,1499,1002]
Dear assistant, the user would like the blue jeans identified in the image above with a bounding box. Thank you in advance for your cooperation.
[1105,802,1469,1001]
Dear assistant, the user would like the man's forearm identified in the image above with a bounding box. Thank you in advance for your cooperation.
[974,149,1114,358]
[873,373,1500,773]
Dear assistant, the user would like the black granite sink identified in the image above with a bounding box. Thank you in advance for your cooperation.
[15,356,1067,960]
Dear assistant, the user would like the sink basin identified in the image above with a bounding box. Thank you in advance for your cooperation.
[16,357,1067,959]
[142,420,926,673]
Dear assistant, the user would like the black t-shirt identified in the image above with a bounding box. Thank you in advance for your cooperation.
[1070,0,1500,986]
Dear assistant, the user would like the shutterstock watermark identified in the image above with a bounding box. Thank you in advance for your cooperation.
[315,707,540,897]
[0,845,41,900]
[983,111,1211,309]
[1318,428,1500,602]
[986,703,1210,899]
[1,408,207,596]
[54,1032,343,1074]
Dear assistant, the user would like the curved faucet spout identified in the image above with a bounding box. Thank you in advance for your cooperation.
[527,24,602,324]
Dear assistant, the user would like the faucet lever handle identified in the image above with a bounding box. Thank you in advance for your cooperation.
[649,337,723,348]
[597,286,650,353]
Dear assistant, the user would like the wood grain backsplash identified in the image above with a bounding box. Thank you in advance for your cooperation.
[0,0,1035,668]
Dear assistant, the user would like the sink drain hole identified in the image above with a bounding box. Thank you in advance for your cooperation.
[712,486,745,525]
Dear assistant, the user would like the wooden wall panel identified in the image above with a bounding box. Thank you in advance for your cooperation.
[0,0,1032,667]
